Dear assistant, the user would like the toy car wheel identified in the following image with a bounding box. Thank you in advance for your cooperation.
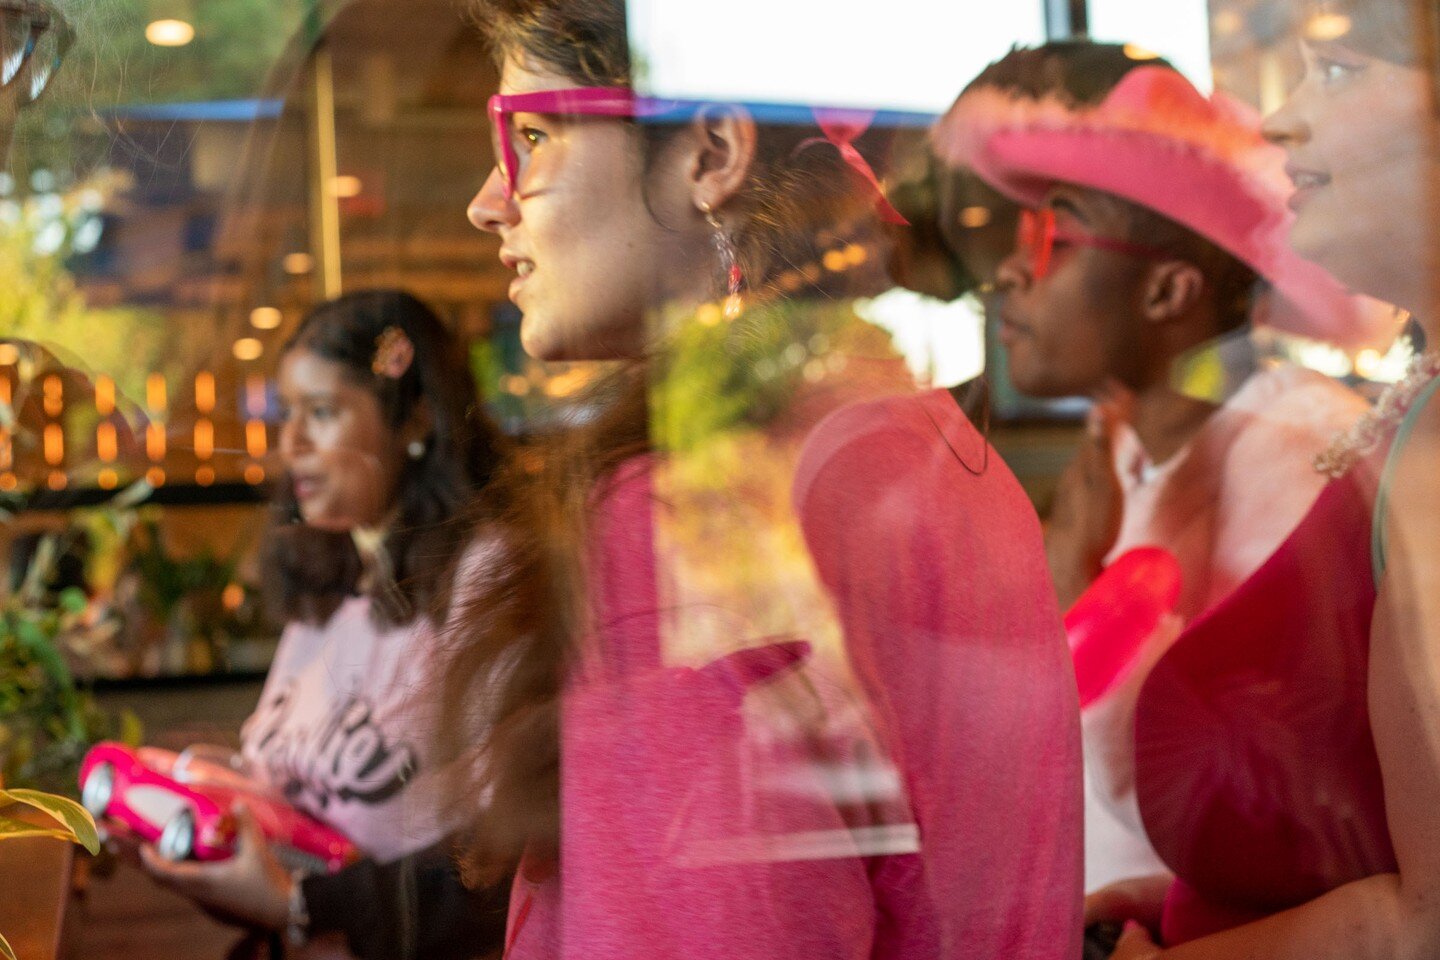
[157,808,196,862]
[81,761,116,818]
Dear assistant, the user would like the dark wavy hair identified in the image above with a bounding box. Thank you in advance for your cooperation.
[442,0,896,884]
[262,289,505,630]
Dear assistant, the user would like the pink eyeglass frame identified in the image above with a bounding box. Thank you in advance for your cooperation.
[488,86,691,199]
[486,86,911,224]
[1018,207,1171,280]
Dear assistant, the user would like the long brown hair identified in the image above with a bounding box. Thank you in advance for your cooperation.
[443,0,896,883]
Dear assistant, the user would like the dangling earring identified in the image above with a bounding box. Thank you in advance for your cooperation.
[700,201,743,319]
[407,440,426,461]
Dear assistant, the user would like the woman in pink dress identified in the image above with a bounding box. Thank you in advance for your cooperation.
[1101,1,1440,956]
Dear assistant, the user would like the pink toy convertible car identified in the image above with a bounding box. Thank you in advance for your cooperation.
[79,741,357,873]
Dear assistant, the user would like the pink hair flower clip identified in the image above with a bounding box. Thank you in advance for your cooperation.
[372,325,415,379]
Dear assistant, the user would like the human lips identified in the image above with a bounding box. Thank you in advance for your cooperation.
[500,249,535,302]
[997,307,1032,347]
[1285,163,1332,212]
[291,472,323,502]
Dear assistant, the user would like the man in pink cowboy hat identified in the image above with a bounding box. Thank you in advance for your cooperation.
[932,41,1373,918]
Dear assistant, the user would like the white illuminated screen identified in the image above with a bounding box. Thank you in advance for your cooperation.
[627,0,1047,114]
[1087,0,1214,92]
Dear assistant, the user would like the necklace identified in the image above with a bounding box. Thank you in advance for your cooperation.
[1314,351,1440,479]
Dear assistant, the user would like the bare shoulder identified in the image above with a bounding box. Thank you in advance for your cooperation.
[1245,363,1367,431]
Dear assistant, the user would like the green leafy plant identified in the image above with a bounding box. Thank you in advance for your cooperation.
[0,787,99,960]
[0,532,140,796]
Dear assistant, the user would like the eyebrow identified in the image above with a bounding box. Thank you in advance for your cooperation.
[1048,195,1090,224]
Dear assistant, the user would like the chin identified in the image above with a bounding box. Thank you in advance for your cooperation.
[299,509,348,533]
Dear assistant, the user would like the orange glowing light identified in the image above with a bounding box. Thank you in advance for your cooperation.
[246,419,267,459]
[244,464,265,485]
[98,469,118,490]
[146,467,166,487]
[95,376,115,416]
[250,307,283,330]
[1306,12,1351,41]
[195,371,216,414]
[146,421,166,462]
[196,465,216,487]
[46,471,66,491]
[43,375,63,417]
[0,473,15,492]
[43,423,63,465]
[959,206,993,229]
[0,376,10,407]
[0,430,9,470]
[146,373,167,413]
[97,421,118,463]
[233,338,263,362]
[194,419,214,460]
[222,583,245,611]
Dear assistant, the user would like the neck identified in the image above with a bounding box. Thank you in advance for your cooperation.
[1125,381,1219,465]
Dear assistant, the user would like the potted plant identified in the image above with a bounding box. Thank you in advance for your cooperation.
[0,787,98,959]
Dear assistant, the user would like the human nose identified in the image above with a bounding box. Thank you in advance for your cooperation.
[468,166,517,233]
[995,245,1033,294]
[1262,92,1310,151]
[278,413,309,463]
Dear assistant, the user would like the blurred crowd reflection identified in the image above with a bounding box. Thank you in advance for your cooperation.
[5,2,1440,960]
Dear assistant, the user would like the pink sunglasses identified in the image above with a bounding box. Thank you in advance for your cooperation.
[1017,208,1170,280]
[487,86,908,224]
[488,87,689,199]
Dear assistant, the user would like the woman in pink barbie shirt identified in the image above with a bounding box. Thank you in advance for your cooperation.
[143,291,509,959]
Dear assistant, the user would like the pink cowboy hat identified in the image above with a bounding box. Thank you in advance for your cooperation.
[932,66,1391,350]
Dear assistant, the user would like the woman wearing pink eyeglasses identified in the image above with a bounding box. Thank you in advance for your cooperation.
[436,0,1085,958]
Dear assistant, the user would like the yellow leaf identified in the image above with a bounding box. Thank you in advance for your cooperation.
[0,815,77,843]
[0,789,99,854]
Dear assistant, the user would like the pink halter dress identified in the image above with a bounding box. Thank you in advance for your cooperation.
[1133,376,1440,944]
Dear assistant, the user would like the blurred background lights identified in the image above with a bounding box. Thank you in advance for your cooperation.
[145,19,195,47]
[1306,12,1353,41]
[250,306,283,330]
[329,175,363,199]
[233,338,264,361]
[959,206,993,229]
[1123,44,1162,60]
[1212,8,1245,36]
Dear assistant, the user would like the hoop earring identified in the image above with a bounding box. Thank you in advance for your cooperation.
[700,201,743,319]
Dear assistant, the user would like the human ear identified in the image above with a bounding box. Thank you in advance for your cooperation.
[686,105,758,215]
[1140,261,1206,324]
